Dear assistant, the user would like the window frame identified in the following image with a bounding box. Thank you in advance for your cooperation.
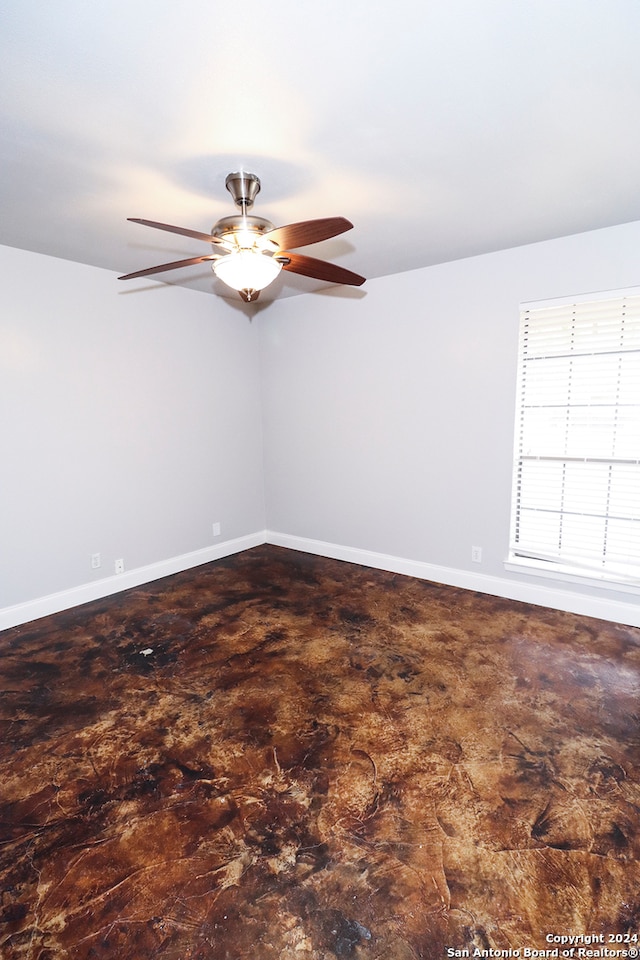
[506,287,640,595]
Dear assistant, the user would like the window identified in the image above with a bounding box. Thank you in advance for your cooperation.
[508,290,640,589]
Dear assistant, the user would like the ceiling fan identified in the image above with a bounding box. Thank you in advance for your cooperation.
[118,172,366,302]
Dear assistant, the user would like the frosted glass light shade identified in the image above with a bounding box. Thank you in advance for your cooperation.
[213,250,282,292]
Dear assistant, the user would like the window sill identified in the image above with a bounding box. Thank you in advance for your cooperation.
[504,557,640,597]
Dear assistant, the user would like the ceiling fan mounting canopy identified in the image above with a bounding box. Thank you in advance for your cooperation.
[224,171,262,211]
[118,171,366,302]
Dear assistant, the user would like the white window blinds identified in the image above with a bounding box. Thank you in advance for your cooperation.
[509,291,640,585]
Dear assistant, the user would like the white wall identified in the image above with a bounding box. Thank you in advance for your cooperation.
[3,223,639,630]
[260,221,640,626]
[0,246,265,617]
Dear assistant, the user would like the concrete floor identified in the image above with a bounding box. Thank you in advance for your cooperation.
[1,545,639,959]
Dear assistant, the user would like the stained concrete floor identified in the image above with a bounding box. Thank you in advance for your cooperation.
[1,545,639,959]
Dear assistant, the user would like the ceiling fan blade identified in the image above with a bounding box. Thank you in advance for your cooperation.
[264,217,353,250]
[128,218,227,247]
[118,254,219,281]
[278,252,366,287]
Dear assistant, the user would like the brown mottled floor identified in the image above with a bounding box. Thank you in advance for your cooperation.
[1,545,639,959]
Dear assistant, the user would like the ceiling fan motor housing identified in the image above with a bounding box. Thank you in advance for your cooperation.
[211,215,276,247]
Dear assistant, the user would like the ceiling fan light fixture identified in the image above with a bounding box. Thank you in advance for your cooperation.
[212,249,282,293]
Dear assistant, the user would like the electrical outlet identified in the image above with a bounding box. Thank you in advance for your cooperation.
[91,553,101,570]
[115,558,125,574]
[212,522,221,537]
[471,546,483,563]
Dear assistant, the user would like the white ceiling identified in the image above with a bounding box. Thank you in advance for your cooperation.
[2,0,640,303]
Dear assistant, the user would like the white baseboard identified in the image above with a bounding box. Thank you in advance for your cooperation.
[266,531,640,628]
[0,532,266,631]
[3,530,638,632]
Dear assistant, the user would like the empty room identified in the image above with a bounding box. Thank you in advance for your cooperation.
[1,2,639,958]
